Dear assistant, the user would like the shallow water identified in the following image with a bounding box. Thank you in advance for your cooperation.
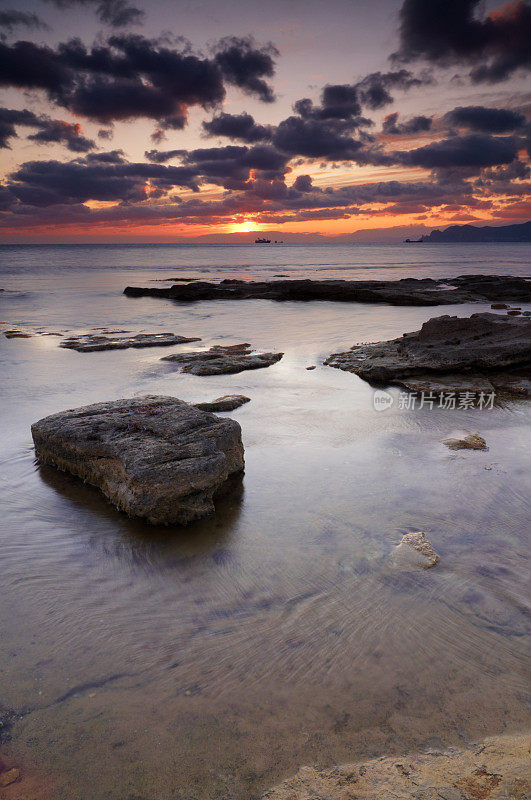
[0,244,530,799]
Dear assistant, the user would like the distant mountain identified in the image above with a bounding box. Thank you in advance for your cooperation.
[421,220,531,243]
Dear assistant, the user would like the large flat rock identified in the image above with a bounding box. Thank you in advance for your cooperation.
[31,396,244,525]
[325,313,531,393]
[261,733,530,800]
[60,332,200,352]
[161,344,283,375]
[124,275,531,306]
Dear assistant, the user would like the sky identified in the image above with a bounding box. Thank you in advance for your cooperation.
[0,0,530,242]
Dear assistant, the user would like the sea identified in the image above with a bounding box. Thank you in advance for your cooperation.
[0,242,529,800]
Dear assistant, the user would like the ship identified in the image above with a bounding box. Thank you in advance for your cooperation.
[254,237,271,243]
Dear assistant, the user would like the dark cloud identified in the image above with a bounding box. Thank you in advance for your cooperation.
[292,69,429,126]
[0,40,71,92]
[0,10,49,31]
[144,149,186,164]
[85,149,125,163]
[98,128,113,139]
[356,69,432,109]
[382,112,432,135]
[181,144,290,185]
[214,36,278,103]
[394,0,531,83]
[0,33,277,126]
[43,0,144,27]
[0,107,41,147]
[0,106,95,151]
[295,85,362,120]
[202,112,272,142]
[272,116,366,159]
[398,133,519,169]
[443,105,526,133]
[293,174,313,192]
[6,154,200,207]
[28,120,96,152]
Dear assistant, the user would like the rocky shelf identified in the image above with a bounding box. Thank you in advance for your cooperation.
[124,274,531,306]
[60,332,200,352]
[324,312,531,395]
[261,732,530,800]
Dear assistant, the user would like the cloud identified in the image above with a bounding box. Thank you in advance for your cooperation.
[0,107,41,147]
[0,33,278,127]
[272,116,366,159]
[2,146,528,231]
[355,69,432,109]
[292,174,313,192]
[295,85,362,120]
[398,133,519,169]
[181,144,290,185]
[0,40,71,92]
[213,36,278,103]
[394,0,531,83]
[293,70,430,123]
[42,0,144,27]
[27,119,96,152]
[443,105,526,133]
[382,112,432,135]
[0,10,49,31]
[202,112,272,142]
[6,154,200,207]
[0,106,95,151]
[144,149,186,164]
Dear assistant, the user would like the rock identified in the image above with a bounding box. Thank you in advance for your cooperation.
[31,396,244,525]
[392,531,439,569]
[60,332,201,352]
[4,329,32,338]
[443,433,488,450]
[400,374,495,394]
[306,365,316,370]
[507,309,521,316]
[193,395,250,412]
[261,733,530,800]
[161,344,283,375]
[324,313,531,393]
[0,767,20,787]
[491,303,509,309]
[124,275,531,306]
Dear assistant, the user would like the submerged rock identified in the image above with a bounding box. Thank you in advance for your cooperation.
[324,313,531,393]
[443,433,488,450]
[4,329,32,338]
[193,395,250,412]
[392,531,439,569]
[161,344,283,375]
[31,396,244,525]
[124,274,531,306]
[261,733,530,800]
[60,332,200,352]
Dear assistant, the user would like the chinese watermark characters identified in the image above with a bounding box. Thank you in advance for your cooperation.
[373,389,495,411]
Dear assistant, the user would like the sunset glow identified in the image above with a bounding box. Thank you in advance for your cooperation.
[0,0,529,242]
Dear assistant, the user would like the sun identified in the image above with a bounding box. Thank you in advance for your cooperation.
[229,220,259,233]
